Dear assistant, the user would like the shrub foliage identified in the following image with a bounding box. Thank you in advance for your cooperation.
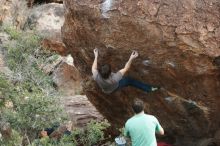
[0,26,65,145]
[0,26,111,146]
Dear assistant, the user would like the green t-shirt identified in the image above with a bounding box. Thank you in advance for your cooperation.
[124,113,162,146]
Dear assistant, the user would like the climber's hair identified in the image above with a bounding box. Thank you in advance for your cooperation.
[99,64,111,79]
[132,98,144,114]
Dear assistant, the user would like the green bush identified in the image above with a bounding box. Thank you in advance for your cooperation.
[0,73,66,143]
[30,120,110,146]
[0,129,23,146]
[0,26,65,144]
[3,25,59,94]
[78,120,110,146]
[0,74,12,108]
[3,26,21,40]
[0,25,112,146]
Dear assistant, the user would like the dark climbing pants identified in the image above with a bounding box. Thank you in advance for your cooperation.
[118,77,153,92]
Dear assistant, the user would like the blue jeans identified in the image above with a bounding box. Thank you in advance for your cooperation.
[118,77,153,92]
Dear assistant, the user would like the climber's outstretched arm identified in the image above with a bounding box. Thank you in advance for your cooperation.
[92,48,98,74]
[119,51,138,76]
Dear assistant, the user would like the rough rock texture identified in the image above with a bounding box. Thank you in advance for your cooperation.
[0,0,30,28]
[26,3,69,55]
[52,55,82,95]
[62,0,220,145]
[61,95,103,127]
[26,3,64,40]
[49,56,103,127]
[50,57,104,127]
[41,39,67,55]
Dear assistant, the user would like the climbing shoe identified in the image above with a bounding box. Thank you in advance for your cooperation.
[151,86,160,92]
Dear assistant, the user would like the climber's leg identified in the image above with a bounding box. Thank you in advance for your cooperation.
[118,77,159,92]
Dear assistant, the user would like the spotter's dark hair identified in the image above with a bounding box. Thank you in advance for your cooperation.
[132,99,144,114]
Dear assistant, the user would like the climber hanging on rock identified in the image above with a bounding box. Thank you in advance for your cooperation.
[92,48,160,94]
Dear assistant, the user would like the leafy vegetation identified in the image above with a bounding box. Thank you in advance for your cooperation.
[0,129,23,146]
[77,120,110,146]
[0,25,65,145]
[29,120,110,146]
[0,25,112,146]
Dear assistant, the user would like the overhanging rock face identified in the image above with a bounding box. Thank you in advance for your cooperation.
[62,0,220,145]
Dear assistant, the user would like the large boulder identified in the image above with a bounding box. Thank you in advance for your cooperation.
[61,95,103,127]
[26,3,64,41]
[26,3,69,55]
[52,55,82,95]
[62,0,220,145]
